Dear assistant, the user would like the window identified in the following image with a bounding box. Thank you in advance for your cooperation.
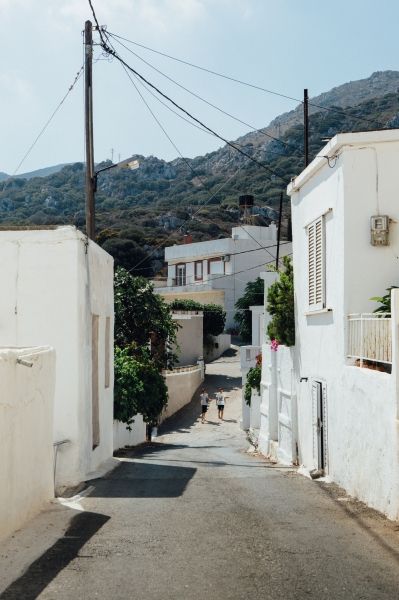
[176,263,186,286]
[208,258,224,275]
[195,261,203,280]
[307,216,325,310]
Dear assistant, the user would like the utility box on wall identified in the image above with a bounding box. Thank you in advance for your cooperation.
[370,215,389,246]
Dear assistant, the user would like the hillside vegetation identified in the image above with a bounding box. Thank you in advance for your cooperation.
[1,72,399,274]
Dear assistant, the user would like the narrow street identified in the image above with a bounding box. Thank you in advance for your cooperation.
[1,349,399,600]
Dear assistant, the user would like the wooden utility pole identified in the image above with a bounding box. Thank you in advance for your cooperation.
[85,20,95,240]
[276,192,283,270]
[304,88,309,168]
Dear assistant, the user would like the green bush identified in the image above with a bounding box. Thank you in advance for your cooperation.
[234,278,264,342]
[266,256,295,346]
[169,299,226,337]
[244,365,262,405]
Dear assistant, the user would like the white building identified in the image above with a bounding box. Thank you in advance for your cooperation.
[0,226,114,492]
[155,225,292,329]
[260,130,399,519]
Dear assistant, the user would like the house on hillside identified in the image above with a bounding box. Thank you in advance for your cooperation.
[0,226,114,493]
[260,129,399,520]
[154,224,292,329]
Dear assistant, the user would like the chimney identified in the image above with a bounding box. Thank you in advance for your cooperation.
[183,234,193,244]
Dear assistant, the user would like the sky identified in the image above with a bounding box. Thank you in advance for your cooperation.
[1,0,399,175]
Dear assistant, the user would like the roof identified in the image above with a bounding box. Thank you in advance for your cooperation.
[287,128,399,195]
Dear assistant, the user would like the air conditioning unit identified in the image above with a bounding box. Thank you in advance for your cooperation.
[222,254,231,262]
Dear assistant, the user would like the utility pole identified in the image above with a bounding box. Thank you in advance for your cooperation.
[304,88,309,168]
[85,20,95,240]
[276,191,283,270]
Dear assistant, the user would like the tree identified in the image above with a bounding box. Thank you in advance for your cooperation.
[234,278,264,342]
[114,268,178,426]
[114,347,168,426]
[266,256,295,346]
[114,267,178,367]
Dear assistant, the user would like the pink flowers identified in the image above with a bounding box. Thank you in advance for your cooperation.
[270,339,279,352]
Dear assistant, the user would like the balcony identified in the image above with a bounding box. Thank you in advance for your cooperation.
[347,313,391,370]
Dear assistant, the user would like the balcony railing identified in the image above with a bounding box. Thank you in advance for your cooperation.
[347,313,392,365]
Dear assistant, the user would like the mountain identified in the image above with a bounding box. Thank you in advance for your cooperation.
[1,71,399,274]
[0,163,69,182]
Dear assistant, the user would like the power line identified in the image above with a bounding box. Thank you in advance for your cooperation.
[106,31,383,128]
[107,32,303,154]
[97,31,288,272]
[154,254,293,290]
[1,66,84,194]
[99,38,289,185]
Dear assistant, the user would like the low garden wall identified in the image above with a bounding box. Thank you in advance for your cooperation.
[113,415,147,451]
[162,365,203,422]
[0,346,55,540]
[204,333,231,362]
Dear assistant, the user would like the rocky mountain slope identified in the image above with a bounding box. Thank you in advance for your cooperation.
[1,71,399,273]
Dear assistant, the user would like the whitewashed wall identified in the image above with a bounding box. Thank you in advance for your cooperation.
[288,131,399,519]
[259,344,297,463]
[0,227,114,492]
[204,333,231,362]
[162,366,203,421]
[0,346,55,540]
[172,312,203,366]
[113,416,146,451]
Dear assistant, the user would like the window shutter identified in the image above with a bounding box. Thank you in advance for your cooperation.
[307,217,325,310]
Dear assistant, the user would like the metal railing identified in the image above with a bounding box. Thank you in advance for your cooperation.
[347,313,392,365]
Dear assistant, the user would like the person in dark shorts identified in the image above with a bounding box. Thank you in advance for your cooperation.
[215,387,226,420]
[200,388,209,423]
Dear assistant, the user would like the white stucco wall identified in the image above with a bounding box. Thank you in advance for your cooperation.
[288,131,399,519]
[0,227,114,491]
[0,346,55,540]
[204,333,231,362]
[162,366,203,421]
[113,416,147,451]
[172,311,203,366]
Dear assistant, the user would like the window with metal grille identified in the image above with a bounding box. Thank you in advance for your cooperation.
[307,216,325,310]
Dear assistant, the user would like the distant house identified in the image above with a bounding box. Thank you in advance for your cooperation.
[0,226,114,493]
[154,225,292,329]
[259,130,399,520]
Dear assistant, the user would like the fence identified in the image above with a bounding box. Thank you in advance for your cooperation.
[347,313,392,364]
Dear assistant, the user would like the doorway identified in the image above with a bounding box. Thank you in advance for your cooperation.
[311,380,328,472]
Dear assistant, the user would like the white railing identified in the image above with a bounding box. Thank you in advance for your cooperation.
[347,313,392,365]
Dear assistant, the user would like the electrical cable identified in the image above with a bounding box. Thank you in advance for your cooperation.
[107,31,383,127]
[102,30,284,272]
[156,253,293,291]
[1,66,84,194]
[99,36,289,185]
[107,32,303,154]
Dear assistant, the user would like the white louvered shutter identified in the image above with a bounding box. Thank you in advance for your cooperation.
[307,216,325,310]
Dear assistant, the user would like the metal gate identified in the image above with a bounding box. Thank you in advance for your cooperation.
[311,380,328,472]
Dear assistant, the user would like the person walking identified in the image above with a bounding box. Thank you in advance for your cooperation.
[199,388,209,424]
[215,388,226,420]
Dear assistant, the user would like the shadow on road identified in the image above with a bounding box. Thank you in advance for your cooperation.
[0,512,110,600]
[88,460,196,499]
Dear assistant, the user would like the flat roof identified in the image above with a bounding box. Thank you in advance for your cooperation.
[287,128,399,195]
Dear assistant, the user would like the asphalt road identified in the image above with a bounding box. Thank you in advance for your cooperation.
[1,349,399,599]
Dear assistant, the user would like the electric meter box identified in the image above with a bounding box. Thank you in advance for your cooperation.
[370,215,390,246]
